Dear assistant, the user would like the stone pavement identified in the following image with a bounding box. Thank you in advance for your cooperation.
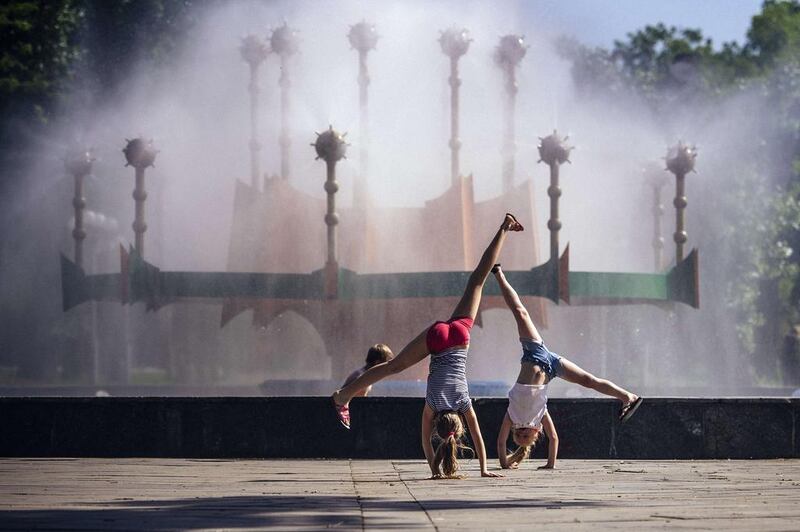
[0,458,798,530]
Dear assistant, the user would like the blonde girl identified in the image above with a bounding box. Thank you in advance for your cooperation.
[332,213,524,478]
[493,264,642,469]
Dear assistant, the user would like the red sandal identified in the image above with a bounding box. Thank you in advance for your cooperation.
[331,395,351,429]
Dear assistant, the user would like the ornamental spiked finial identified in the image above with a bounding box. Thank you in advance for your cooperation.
[665,141,698,175]
[537,130,573,166]
[312,126,348,163]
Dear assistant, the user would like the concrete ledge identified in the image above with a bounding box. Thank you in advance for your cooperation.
[1,397,796,459]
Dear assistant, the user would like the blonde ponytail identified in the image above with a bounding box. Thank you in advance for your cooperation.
[507,428,540,467]
[431,411,472,479]
[507,444,531,465]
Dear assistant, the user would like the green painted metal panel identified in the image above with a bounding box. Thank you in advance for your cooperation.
[338,269,469,299]
[60,247,698,311]
[338,257,559,302]
[568,271,668,300]
[60,254,122,311]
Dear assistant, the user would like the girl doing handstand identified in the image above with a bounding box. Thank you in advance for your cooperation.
[332,213,524,478]
[493,264,643,470]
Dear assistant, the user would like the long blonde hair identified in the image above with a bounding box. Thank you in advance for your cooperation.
[432,411,473,478]
[508,428,541,465]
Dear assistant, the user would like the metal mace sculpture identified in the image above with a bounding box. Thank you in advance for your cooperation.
[65,148,95,268]
[538,131,573,262]
[644,161,670,271]
[495,34,527,193]
[314,126,348,297]
[123,138,158,258]
[62,126,699,312]
[240,34,269,191]
[271,23,300,181]
[439,27,471,185]
[665,141,698,263]
[348,21,378,205]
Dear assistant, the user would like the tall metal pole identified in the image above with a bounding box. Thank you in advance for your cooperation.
[665,141,697,263]
[314,126,348,298]
[348,21,378,205]
[495,35,527,193]
[271,23,299,181]
[240,35,269,191]
[644,161,669,271]
[66,148,94,268]
[123,138,158,258]
[439,28,471,186]
[538,131,572,263]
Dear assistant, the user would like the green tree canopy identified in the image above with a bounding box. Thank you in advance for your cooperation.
[558,0,800,381]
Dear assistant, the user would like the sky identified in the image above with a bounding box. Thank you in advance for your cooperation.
[524,0,764,48]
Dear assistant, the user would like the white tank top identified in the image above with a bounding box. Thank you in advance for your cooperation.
[507,382,548,428]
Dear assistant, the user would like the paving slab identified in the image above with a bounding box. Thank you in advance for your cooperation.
[0,458,798,531]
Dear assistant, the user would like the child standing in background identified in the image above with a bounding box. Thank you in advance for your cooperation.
[341,344,394,397]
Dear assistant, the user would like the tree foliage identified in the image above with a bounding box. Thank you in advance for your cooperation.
[0,1,84,124]
[0,0,203,198]
[558,1,800,380]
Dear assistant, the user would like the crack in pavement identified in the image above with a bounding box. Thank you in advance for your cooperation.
[391,461,439,532]
[348,459,366,532]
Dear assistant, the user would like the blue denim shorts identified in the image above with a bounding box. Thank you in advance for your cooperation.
[520,338,562,380]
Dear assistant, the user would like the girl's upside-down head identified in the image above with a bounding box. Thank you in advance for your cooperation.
[509,426,541,465]
[432,410,472,478]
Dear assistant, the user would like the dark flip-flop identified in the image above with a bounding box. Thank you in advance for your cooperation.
[331,395,351,430]
[505,213,524,231]
[491,263,501,274]
[619,397,643,423]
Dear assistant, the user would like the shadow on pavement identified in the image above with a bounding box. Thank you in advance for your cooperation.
[0,494,609,530]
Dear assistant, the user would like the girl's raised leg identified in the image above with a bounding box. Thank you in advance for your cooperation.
[450,214,523,321]
[333,328,429,408]
[558,358,638,407]
[493,265,542,342]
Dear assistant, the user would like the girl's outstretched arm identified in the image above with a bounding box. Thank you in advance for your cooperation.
[421,404,438,478]
[463,408,503,478]
[496,413,515,469]
[539,412,558,469]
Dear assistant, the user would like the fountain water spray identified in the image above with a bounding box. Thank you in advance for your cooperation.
[494,34,527,194]
[643,161,670,271]
[439,27,471,185]
[239,34,269,191]
[348,21,378,206]
[270,22,300,181]
[65,148,95,268]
